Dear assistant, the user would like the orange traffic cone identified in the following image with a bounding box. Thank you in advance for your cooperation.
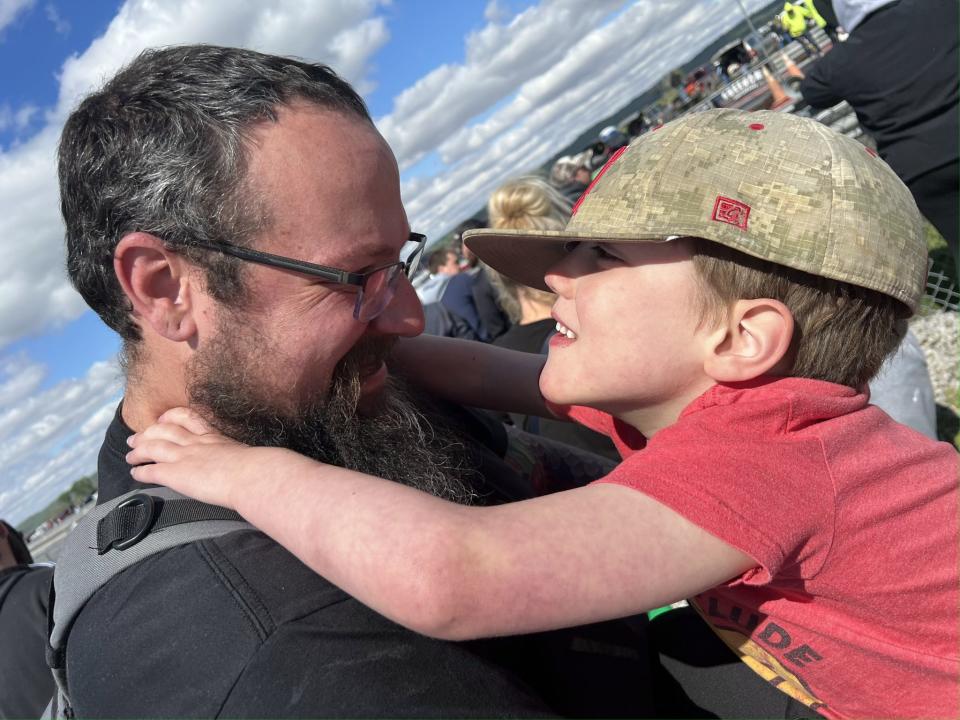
[782,53,805,80]
[762,66,792,110]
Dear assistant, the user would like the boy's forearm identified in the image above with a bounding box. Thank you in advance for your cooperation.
[389,335,551,417]
[231,453,755,642]
[231,449,486,636]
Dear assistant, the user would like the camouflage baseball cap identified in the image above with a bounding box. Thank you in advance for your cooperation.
[465,108,927,313]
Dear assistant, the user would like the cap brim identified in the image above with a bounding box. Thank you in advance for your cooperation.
[463,227,668,291]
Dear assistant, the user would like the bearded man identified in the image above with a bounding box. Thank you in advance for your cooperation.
[55,45,647,717]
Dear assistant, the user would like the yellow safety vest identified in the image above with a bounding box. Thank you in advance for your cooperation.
[802,0,827,28]
[782,3,808,37]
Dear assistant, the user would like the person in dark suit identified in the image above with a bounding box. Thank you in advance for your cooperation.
[800,0,959,277]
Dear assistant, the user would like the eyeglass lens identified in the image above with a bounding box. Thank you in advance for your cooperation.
[355,264,404,321]
[353,236,425,321]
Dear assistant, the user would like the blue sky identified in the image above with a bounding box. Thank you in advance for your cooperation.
[0,0,772,524]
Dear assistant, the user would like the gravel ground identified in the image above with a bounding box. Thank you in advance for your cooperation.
[911,310,959,414]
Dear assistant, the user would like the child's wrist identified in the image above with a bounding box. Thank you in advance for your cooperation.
[228,447,308,516]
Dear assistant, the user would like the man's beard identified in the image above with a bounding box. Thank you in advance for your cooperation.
[186,316,476,504]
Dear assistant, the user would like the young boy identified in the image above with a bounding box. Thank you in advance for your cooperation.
[127,109,959,718]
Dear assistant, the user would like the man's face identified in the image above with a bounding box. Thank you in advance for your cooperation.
[440,251,461,276]
[185,105,471,499]
[460,239,478,267]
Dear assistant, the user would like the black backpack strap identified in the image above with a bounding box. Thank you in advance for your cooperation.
[96,493,243,554]
[46,487,253,716]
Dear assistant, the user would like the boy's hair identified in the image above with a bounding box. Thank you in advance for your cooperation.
[689,238,905,388]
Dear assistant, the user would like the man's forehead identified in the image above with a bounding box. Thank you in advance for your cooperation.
[243,103,407,263]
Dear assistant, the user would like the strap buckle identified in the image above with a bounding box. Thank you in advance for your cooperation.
[97,493,159,554]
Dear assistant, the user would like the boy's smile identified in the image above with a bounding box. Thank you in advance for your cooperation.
[541,238,719,437]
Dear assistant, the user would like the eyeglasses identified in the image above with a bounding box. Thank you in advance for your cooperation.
[189,232,426,322]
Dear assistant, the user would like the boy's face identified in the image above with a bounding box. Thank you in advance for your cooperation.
[542,238,718,436]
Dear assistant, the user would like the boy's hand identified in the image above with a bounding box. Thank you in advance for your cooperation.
[126,407,270,511]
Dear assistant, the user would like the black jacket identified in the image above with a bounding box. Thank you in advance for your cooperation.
[66,406,653,718]
[800,0,959,183]
[0,564,54,718]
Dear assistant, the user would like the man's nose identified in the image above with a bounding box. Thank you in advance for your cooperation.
[370,274,425,337]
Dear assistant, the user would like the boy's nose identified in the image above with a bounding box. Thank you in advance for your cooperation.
[370,274,425,338]
[544,253,578,298]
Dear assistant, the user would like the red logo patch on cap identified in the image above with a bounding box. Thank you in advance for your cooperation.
[712,196,750,230]
[571,145,628,216]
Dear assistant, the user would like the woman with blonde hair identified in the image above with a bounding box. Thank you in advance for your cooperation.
[485,176,616,459]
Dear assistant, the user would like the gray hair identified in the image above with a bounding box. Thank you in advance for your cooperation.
[58,44,373,350]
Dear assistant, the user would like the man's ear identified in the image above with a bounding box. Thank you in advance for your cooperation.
[703,299,794,382]
[114,232,199,342]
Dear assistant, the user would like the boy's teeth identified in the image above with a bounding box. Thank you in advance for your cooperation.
[555,321,577,340]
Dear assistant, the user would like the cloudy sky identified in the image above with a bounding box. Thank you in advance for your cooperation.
[0,0,772,525]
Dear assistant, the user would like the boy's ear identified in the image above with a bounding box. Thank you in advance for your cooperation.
[114,232,199,343]
[703,298,794,382]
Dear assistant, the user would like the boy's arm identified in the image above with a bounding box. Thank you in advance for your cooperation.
[128,411,753,641]
[389,334,551,418]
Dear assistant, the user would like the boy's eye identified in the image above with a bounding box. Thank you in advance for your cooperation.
[589,243,621,262]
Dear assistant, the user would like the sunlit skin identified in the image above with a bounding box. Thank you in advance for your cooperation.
[217,105,424,409]
[115,103,424,431]
[127,236,796,641]
[541,239,720,438]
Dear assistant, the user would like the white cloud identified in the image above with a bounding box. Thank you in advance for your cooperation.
[0,353,45,406]
[377,0,625,172]
[0,0,33,34]
[0,0,391,353]
[44,3,68,35]
[0,357,122,524]
[483,0,507,24]
[384,0,774,241]
[0,102,37,132]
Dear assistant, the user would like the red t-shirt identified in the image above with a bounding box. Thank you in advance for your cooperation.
[557,377,959,719]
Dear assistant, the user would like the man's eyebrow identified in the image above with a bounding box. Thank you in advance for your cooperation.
[318,236,407,269]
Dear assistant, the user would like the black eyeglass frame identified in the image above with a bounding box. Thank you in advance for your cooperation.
[187,232,426,320]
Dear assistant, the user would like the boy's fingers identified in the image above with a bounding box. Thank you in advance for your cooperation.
[134,423,200,447]
[126,438,186,466]
[159,406,215,436]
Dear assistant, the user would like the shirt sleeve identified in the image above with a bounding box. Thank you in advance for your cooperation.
[799,53,843,109]
[593,413,836,586]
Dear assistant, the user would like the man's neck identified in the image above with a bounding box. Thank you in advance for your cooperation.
[121,364,189,432]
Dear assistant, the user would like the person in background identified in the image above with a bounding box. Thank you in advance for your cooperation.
[486,176,618,460]
[419,248,479,340]
[442,219,511,341]
[626,114,648,141]
[0,520,54,719]
[781,2,822,56]
[415,247,460,305]
[549,154,591,205]
[800,0,958,278]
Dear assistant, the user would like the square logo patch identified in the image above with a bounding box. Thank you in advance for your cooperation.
[712,196,750,230]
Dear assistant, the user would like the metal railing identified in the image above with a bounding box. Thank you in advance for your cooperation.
[925,260,960,312]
